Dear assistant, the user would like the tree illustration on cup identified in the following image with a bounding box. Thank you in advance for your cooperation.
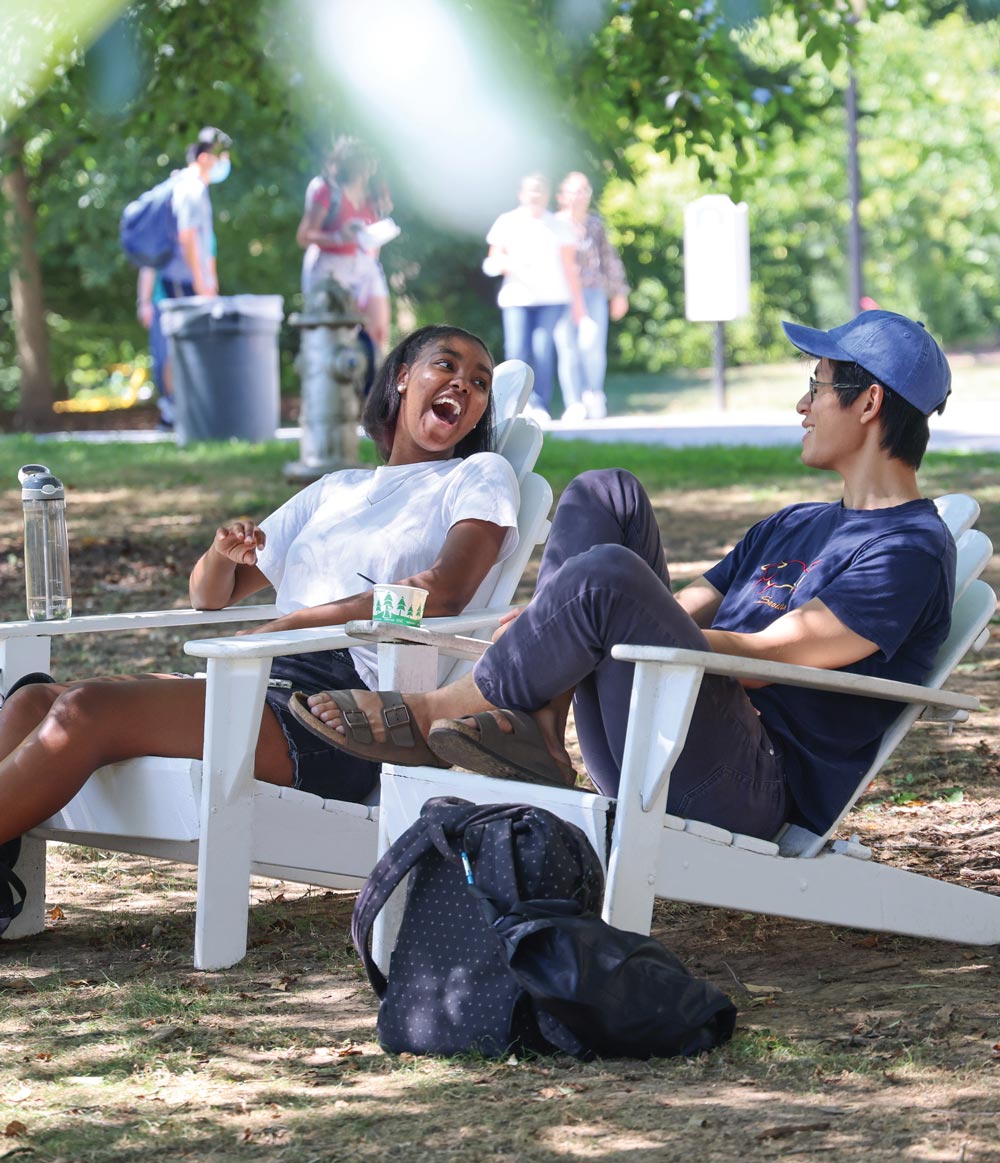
[371,583,428,628]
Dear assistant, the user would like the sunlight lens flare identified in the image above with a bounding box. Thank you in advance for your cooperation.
[303,0,571,232]
[0,0,125,131]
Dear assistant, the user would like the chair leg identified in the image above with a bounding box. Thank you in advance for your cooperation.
[602,660,704,935]
[194,656,270,971]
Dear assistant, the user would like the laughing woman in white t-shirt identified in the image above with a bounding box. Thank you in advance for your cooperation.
[0,328,519,882]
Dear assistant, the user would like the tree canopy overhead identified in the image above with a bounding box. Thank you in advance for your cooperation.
[3,0,1000,425]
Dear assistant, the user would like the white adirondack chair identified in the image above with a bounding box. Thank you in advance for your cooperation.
[362,494,1000,948]
[0,361,553,970]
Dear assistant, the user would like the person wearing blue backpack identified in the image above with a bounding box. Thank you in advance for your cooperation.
[123,129,232,428]
[158,127,232,299]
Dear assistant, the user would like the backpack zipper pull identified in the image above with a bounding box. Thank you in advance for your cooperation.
[460,850,475,885]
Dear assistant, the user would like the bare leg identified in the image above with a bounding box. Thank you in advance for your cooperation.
[364,294,390,352]
[0,676,293,846]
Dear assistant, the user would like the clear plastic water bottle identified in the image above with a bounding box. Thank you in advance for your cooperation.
[19,464,72,621]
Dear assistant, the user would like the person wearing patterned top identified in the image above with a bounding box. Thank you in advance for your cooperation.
[553,172,630,421]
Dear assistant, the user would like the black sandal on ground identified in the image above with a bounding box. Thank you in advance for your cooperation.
[0,837,26,937]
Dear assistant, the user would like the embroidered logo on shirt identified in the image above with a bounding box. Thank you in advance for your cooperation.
[753,559,820,611]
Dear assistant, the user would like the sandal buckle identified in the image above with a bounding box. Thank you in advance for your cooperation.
[382,702,416,748]
[342,708,373,744]
[382,704,412,730]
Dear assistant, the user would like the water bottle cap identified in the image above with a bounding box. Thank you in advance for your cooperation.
[19,464,65,501]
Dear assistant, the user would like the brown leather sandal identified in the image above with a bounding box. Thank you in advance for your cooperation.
[287,689,449,768]
[427,710,576,789]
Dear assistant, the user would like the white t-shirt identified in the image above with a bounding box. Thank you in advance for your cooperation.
[486,208,575,308]
[256,453,520,688]
[161,169,213,287]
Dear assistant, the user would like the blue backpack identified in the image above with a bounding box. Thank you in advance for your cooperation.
[119,176,178,269]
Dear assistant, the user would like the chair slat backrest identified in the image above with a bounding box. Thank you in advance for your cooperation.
[492,360,535,454]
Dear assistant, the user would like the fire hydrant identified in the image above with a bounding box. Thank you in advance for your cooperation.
[284,278,369,483]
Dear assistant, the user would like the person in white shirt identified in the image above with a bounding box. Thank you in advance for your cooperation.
[484,174,585,420]
[0,327,519,896]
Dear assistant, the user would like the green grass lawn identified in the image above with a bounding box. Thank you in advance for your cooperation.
[2,434,997,508]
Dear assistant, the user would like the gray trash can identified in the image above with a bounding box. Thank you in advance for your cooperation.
[159,294,284,445]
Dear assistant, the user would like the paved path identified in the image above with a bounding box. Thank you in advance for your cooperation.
[540,399,1000,453]
[30,399,1000,452]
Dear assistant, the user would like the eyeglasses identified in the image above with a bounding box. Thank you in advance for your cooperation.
[807,376,853,403]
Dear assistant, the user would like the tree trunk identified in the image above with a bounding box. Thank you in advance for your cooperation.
[2,140,54,431]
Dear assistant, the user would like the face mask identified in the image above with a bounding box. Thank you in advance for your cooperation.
[209,157,231,184]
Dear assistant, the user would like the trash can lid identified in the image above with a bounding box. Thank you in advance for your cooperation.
[159,294,284,335]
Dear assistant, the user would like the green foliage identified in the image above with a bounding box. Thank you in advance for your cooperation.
[5,0,1000,414]
[601,5,1000,369]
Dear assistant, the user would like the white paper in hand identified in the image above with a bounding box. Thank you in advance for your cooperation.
[355,217,401,251]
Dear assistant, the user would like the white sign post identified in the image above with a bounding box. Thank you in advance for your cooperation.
[684,195,751,410]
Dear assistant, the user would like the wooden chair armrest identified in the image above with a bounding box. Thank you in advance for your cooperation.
[343,611,511,662]
[610,645,980,714]
[0,604,279,641]
[186,606,513,662]
[185,624,356,661]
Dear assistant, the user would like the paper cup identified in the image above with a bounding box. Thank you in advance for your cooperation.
[372,584,428,628]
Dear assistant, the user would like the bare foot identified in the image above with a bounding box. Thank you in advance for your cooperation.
[303,689,434,742]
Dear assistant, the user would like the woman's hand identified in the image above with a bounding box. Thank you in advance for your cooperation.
[491,606,524,642]
[213,519,265,567]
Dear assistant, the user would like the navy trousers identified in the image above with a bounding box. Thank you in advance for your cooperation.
[473,469,788,839]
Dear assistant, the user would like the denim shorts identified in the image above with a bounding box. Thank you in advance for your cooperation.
[265,649,379,804]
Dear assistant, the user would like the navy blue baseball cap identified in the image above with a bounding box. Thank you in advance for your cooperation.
[782,310,951,416]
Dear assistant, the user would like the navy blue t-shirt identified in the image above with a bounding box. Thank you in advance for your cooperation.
[703,499,955,834]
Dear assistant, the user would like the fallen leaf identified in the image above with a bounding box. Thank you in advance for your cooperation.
[535,1086,580,1100]
[46,905,65,921]
[929,1004,956,1034]
[756,1121,831,1140]
[146,1024,182,1044]
[743,982,784,996]
[1,979,35,994]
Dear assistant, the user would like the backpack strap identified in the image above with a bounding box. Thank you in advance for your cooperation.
[351,799,528,996]
[351,813,438,997]
[320,177,344,234]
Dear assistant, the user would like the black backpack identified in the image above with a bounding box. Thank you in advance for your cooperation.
[351,797,737,1060]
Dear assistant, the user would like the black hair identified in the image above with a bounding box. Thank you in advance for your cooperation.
[832,360,930,469]
[362,325,496,462]
[192,127,232,160]
[327,135,376,187]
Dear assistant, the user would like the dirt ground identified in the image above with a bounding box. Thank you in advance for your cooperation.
[1,469,999,1161]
